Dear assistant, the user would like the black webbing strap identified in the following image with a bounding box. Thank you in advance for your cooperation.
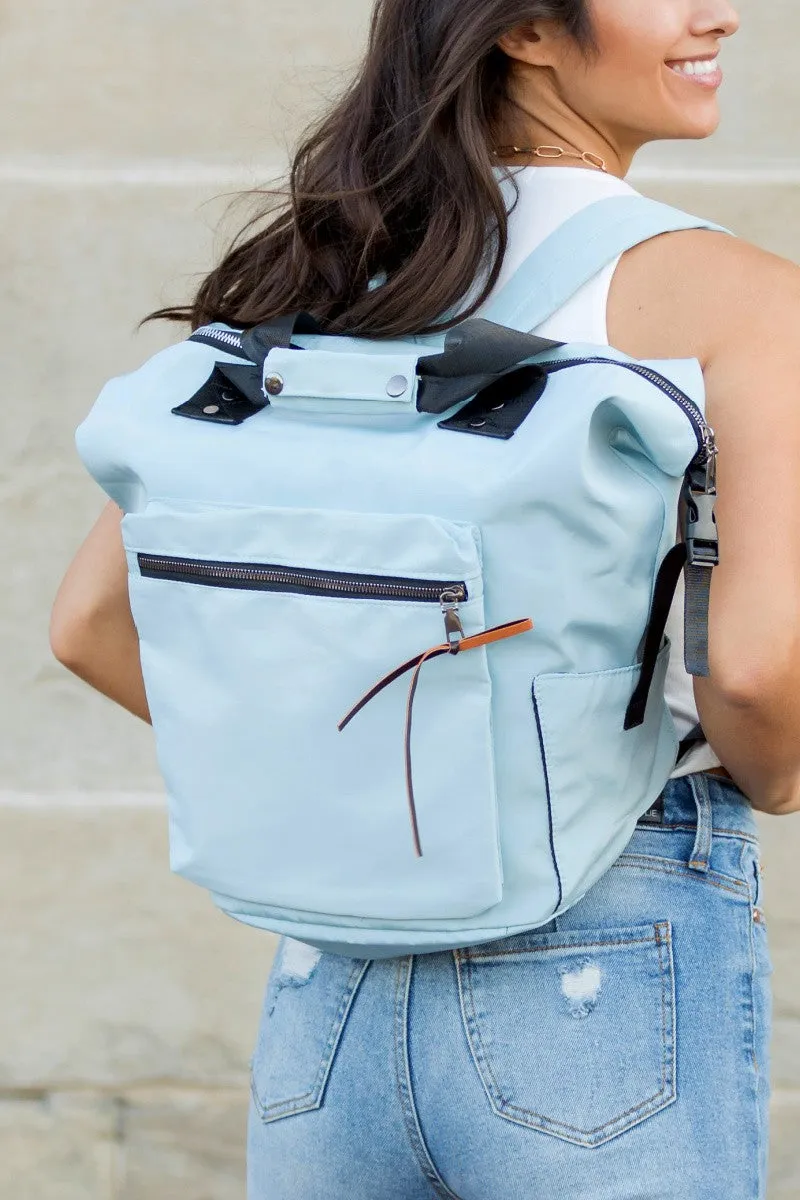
[624,542,687,731]
[624,458,718,736]
[684,567,713,676]
[675,473,716,764]
[677,722,707,766]
[682,461,718,678]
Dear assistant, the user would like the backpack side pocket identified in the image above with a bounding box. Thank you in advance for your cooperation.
[533,640,678,910]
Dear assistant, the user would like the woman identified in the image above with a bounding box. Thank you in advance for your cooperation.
[51,0,800,1196]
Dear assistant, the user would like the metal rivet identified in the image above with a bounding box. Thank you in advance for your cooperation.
[491,402,505,411]
[264,373,285,396]
[469,419,487,428]
[203,405,220,415]
[386,375,409,398]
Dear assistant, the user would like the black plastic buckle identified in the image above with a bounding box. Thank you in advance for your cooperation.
[682,480,719,569]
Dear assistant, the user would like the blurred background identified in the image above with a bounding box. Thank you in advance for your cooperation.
[1,0,798,1196]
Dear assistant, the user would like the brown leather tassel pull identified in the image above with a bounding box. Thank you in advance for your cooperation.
[338,615,533,857]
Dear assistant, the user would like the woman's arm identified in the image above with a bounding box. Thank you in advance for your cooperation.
[689,239,800,816]
[50,501,152,725]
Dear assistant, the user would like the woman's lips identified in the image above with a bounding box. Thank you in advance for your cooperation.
[665,60,723,89]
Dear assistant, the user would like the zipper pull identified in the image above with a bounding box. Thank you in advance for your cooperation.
[699,425,719,489]
[440,588,465,653]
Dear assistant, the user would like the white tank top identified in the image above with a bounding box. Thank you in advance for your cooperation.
[475,166,722,779]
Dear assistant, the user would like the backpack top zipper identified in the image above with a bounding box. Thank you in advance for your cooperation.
[539,357,714,467]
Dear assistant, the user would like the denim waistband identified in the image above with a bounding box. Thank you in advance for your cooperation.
[636,771,760,845]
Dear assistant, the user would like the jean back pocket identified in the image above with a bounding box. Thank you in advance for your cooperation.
[251,940,370,1124]
[455,920,676,1147]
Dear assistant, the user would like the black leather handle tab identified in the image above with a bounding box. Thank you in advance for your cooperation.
[241,311,325,367]
[420,319,563,379]
[416,319,563,414]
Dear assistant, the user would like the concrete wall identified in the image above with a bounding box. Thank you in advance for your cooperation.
[1,0,798,1195]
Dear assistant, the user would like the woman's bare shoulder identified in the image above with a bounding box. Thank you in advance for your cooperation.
[607,227,800,365]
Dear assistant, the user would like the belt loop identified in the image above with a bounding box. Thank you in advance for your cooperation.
[686,772,713,872]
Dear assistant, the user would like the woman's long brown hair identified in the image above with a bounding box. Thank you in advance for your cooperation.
[149,0,596,340]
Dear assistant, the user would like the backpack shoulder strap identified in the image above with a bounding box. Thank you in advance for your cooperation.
[475,194,733,739]
[480,195,735,333]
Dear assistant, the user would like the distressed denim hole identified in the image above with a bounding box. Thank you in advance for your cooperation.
[559,959,603,1019]
[269,939,323,1015]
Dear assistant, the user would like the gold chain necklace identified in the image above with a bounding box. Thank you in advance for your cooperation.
[493,144,608,173]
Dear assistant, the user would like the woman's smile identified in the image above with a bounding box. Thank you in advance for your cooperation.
[665,54,723,89]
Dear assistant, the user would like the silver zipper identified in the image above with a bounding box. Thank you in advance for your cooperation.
[540,357,716,465]
[192,326,245,350]
[138,554,468,604]
[189,327,253,360]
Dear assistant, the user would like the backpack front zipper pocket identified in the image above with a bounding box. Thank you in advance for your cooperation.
[137,553,469,606]
[123,499,505,922]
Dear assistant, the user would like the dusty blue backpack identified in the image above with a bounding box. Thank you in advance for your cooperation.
[76,195,731,958]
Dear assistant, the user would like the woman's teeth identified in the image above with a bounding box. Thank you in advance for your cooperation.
[668,57,718,77]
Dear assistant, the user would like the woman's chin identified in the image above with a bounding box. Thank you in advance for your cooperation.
[677,113,722,140]
[657,102,722,141]
[660,69,723,138]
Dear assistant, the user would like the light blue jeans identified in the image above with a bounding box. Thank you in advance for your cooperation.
[248,772,773,1199]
